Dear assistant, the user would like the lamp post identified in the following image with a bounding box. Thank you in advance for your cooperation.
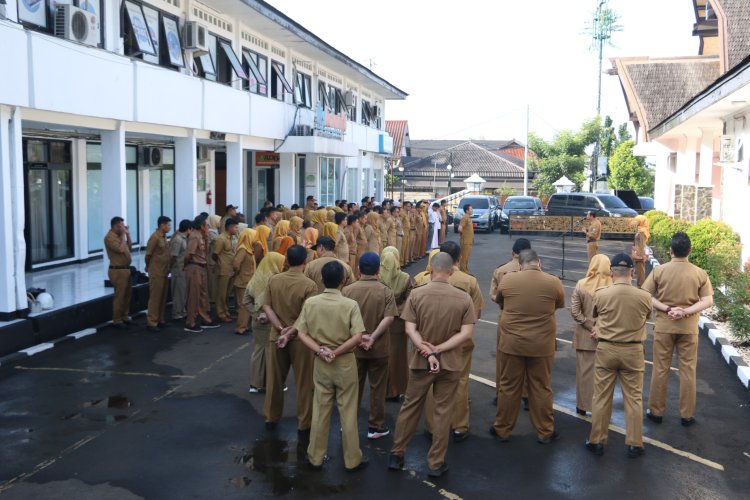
[446,164,452,196]
[398,165,405,202]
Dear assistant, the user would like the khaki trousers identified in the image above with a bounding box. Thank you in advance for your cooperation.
[649,332,699,418]
[635,261,646,287]
[459,244,473,273]
[587,241,599,263]
[185,265,210,327]
[439,222,447,245]
[391,369,460,470]
[235,287,251,333]
[170,271,186,319]
[400,233,410,265]
[575,349,596,412]
[350,254,359,281]
[425,345,473,434]
[264,338,314,430]
[496,324,528,400]
[207,264,217,306]
[250,322,270,389]
[109,269,132,324]
[387,319,409,398]
[410,230,418,261]
[492,352,555,439]
[308,353,363,469]
[147,275,168,327]
[396,235,403,259]
[357,356,389,429]
[215,275,232,319]
[589,342,644,446]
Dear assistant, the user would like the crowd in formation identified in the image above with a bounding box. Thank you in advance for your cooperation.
[102,198,713,477]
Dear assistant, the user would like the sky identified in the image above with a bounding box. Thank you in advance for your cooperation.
[266,0,698,141]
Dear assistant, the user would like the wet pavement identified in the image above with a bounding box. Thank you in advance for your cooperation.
[1,231,749,499]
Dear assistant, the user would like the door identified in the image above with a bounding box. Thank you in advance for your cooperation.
[257,168,276,211]
[214,151,227,212]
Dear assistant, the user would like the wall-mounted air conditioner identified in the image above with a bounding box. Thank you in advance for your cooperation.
[55,4,100,47]
[720,135,737,163]
[184,21,209,56]
[344,91,354,108]
[142,147,163,168]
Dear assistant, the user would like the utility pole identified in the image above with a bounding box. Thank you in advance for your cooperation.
[524,104,529,196]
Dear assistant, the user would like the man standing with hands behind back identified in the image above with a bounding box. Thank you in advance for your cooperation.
[104,216,132,330]
[583,211,601,263]
[145,216,172,332]
[458,204,474,273]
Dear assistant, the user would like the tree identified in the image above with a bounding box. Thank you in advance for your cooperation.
[607,140,654,196]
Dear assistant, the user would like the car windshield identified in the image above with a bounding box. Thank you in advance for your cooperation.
[597,195,628,209]
[460,198,489,209]
[504,199,534,209]
[639,198,654,209]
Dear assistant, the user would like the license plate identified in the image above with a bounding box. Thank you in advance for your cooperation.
[473,223,478,228]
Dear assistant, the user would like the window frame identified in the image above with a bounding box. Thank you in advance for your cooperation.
[242,49,268,95]
[218,39,248,82]
[270,61,293,101]
[18,0,105,47]
[123,1,184,70]
[123,0,156,56]
[294,71,312,108]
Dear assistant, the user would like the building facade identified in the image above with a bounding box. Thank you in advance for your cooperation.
[0,0,406,317]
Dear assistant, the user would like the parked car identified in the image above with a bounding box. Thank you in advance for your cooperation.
[614,189,646,213]
[503,196,545,216]
[452,195,508,233]
[637,196,654,213]
[545,192,638,217]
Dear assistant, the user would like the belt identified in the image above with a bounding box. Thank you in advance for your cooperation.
[187,262,206,268]
[109,265,130,270]
[598,338,642,344]
[587,239,598,243]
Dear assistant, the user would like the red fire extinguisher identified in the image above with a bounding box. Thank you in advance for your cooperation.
[206,189,212,205]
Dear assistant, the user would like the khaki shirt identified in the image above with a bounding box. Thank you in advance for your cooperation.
[335,228,349,262]
[185,231,207,265]
[490,257,520,304]
[265,269,318,341]
[497,266,565,357]
[345,227,357,257]
[414,211,425,235]
[343,276,398,359]
[232,248,256,288]
[356,226,368,256]
[387,216,397,246]
[593,283,653,342]
[145,230,170,278]
[395,216,404,237]
[570,284,598,350]
[586,219,602,242]
[401,280,476,372]
[213,233,235,276]
[169,232,188,275]
[304,256,355,293]
[295,289,366,350]
[459,214,474,245]
[104,230,131,268]
[642,257,713,334]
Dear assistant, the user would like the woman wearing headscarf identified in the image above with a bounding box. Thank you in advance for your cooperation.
[233,228,257,335]
[380,246,414,400]
[254,223,270,265]
[288,216,304,245]
[276,236,295,257]
[323,221,338,240]
[378,209,389,251]
[206,214,222,307]
[631,215,650,287]
[355,212,368,277]
[243,252,285,393]
[303,224,319,262]
[570,254,612,416]
[365,211,381,254]
[271,220,291,252]
[413,248,440,286]
[310,208,328,233]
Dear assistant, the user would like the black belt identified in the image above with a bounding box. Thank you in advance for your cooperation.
[187,262,206,268]
[109,265,130,270]
[599,338,642,344]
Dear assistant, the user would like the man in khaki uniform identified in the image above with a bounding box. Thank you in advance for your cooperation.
[184,217,220,333]
[388,253,475,478]
[386,207,397,248]
[261,245,318,434]
[219,204,238,235]
[457,204,474,273]
[583,211,602,263]
[304,236,355,293]
[212,218,238,323]
[400,203,411,266]
[407,203,418,263]
[392,206,403,257]
[169,219,191,320]
[104,216,132,329]
[642,232,713,426]
[334,212,349,263]
[585,253,653,458]
[439,200,448,245]
[343,253,397,440]
[295,261,368,472]
[145,216,172,332]
[413,203,425,261]
[491,249,565,443]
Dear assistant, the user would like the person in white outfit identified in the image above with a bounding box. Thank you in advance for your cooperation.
[429,203,442,250]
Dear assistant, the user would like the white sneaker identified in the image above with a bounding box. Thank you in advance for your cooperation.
[367,427,390,440]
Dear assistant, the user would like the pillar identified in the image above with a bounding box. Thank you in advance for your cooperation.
[101,122,127,276]
[698,129,717,186]
[226,138,244,212]
[278,153,295,206]
[174,132,197,221]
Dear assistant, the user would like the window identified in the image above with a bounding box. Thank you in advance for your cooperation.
[318,81,329,108]
[294,71,312,108]
[361,99,372,126]
[19,0,104,46]
[347,94,357,122]
[124,2,183,69]
[196,35,246,84]
[218,39,248,81]
[271,61,292,100]
[242,49,267,95]
[568,195,585,207]
[596,195,628,209]
[319,157,341,207]
[584,196,600,209]
[123,1,156,56]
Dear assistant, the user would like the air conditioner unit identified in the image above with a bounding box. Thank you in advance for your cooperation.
[720,135,737,163]
[343,90,354,108]
[143,147,163,168]
[197,145,209,161]
[184,21,209,56]
[55,4,100,47]
[371,105,382,118]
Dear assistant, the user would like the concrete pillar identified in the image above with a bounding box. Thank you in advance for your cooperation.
[174,132,197,221]
[72,139,89,258]
[139,169,151,241]
[101,122,127,275]
[249,152,259,215]
[226,138,244,212]
[698,129,717,186]
[677,134,697,185]
[278,153,295,206]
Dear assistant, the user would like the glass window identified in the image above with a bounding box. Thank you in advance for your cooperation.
[319,157,341,207]
[318,81,329,108]
[149,168,175,227]
[126,169,139,243]
[242,50,267,95]
[347,94,357,122]
[161,16,184,67]
[585,196,600,209]
[596,194,627,208]
[361,100,372,126]
[219,40,247,80]
[124,1,156,56]
[87,143,103,253]
[294,72,312,108]
[361,168,370,198]
[568,195,585,207]
[141,5,160,65]
[504,199,534,209]
[347,167,358,201]
[271,61,292,100]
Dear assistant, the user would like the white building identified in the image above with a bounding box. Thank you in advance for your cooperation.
[0,0,406,318]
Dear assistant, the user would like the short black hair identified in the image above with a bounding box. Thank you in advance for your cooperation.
[348,202,357,212]
[375,206,384,214]
[322,260,345,289]
[192,216,205,230]
[390,206,399,214]
[267,207,280,214]
[157,215,172,227]
[199,212,209,219]
[178,219,192,232]
[440,241,461,264]
[254,213,266,225]
[306,195,315,201]
[441,200,447,205]
[287,245,307,266]
[302,220,312,229]
[347,214,358,226]
[335,212,347,225]
[290,204,299,210]
[432,202,440,209]
[110,216,124,228]
[225,218,237,230]
[361,197,369,204]
[316,236,336,252]
[512,238,531,255]
[464,204,473,211]
[671,232,692,258]
[587,211,597,218]
[263,200,274,208]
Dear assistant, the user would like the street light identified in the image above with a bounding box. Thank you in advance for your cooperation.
[446,164,452,196]
[398,165,405,203]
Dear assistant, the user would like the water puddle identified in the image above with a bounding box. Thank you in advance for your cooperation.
[65,395,132,426]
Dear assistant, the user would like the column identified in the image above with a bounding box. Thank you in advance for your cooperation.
[226,138,244,212]
[278,153,295,206]
[101,122,127,275]
[72,139,89,258]
[698,129,717,186]
[174,132,198,221]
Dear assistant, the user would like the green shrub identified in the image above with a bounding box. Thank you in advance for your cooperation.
[702,238,742,290]
[687,218,741,273]
[649,217,691,262]
[644,209,668,228]
[725,269,750,344]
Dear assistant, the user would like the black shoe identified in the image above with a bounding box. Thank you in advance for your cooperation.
[488,427,509,442]
[452,431,469,443]
[265,421,278,431]
[202,322,221,329]
[298,428,311,440]
[157,322,168,328]
[385,395,403,403]
[184,325,203,333]
[306,457,323,470]
[585,440,604,455]
[147,325,161,333]
[346,456,369,472]
[113,322,129,330]
[681,417,696,427]
[234,330,250,336]
[538,431,560,444]
[627,445,646,458]
[427,462,449,478]
[123,319,134,325]
[646,410,663,424]
[387,454,404,471]
[576,407,587,416]
[522,397,529,411]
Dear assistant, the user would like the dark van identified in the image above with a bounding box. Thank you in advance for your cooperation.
[545,192,638,217]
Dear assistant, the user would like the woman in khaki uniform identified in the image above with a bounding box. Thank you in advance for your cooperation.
[206,215,222,307]
[365,212,381,254]
[233,228,258,335]
[271,220,291,252]
[570,254,612,415]
[631,215,650,287]
[355,213,368,273]
[254,224,270,263]
[288,216,304,245]
[310,208,328,233]
[346,215,359,279]
[303,226,319,262]
[381,246,414,400]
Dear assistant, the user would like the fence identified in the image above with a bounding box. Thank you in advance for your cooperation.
[509,215,637,239]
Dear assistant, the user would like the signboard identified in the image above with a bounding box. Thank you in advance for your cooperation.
[314,103,347,140]
[255,151,280,167]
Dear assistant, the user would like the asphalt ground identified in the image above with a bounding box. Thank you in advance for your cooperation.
[1,231,749,499]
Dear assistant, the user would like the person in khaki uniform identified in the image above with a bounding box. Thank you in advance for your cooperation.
[407,203,418,263]
[365,212,382,254]
[232,228,257,336]
[583,211,602,263]
[386,207,397,249]
[104,216,132,329]
[213,218,238,323]
[381,246,414,400]
[334,212,350,263]
[457,204,474,273]
[345,215,360,280]
[631,215,650,287]
[295,261,368,472]
[304,236,355,293]
[399,203,411,266]
[184,217,221,333]
[423,241,483,442]
[355,212,369,274]
[570,254,612,415]
[412,203,425,261]
[388,253,475,478]
[392,206,403,258]
[439,200,448,245]
[262,245,319,433]
[205,215,222,308]
[145,216,172,332]
[343,253,398,440]
[642,232,713,426]
[491,249,565,443]
[169,220,191,321]
[586,253,653,458]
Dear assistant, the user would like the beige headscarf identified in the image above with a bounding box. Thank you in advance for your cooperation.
[289,216,304,236]
[310,209,328,230]
[254,224,271,256]
[380,246,408,296]
[367,212,381,237]
[323,222,338,239]
[303,227,319,248]
[236,228,257,256]
[246,252,285,312]
[414,248,440,285]
[579,254,613,295]
[207,214,222,230]
[633,215,650,243]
